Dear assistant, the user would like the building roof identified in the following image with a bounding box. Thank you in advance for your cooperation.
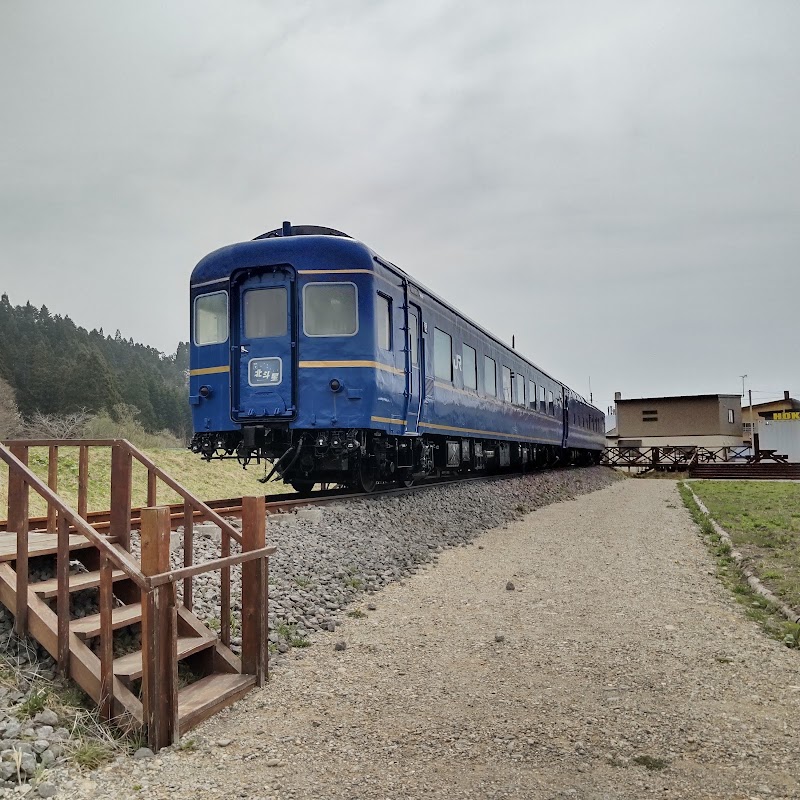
[747,396,800,411]
[616,394,740,404]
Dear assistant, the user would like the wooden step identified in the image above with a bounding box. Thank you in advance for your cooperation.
[32,569,128,599]
[71,603,143,639]
[114,635,216,681]
[0,531,116,562]
[178,673,257,733]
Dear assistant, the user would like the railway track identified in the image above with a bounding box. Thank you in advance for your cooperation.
[0,471,525,534]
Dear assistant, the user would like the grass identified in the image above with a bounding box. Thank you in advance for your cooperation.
[0,446,288,517]
[678,482,800,646]
[632,755,668,771]
[14,687,49,719]
[689,481,800,610]
[275,621,310,648]
[347,609,366,619]
[0,658,143,771]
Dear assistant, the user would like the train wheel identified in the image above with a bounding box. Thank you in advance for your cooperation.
[353,459,378,493]
[290,480,316,497]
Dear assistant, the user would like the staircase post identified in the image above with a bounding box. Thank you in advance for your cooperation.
[140,506,178,750]
[241,496,267,687]
[110,443,132,552]
[8,443,29,637]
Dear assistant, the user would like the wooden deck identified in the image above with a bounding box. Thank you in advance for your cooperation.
[0,531,98,562]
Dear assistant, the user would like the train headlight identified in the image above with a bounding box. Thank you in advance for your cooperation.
[199,385,212,398]
[329,379,342,393]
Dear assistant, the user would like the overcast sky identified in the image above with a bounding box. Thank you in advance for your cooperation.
[1,0,798,415]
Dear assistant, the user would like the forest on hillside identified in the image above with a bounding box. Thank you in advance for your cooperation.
[0,294,191,441]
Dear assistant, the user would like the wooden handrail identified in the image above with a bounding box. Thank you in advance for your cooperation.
[1,439,120,447]
[0,444,148,589]
[118,441,243,545]
[146,545,277,588]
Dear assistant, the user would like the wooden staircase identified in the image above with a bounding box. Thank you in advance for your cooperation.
[0,439,275,749]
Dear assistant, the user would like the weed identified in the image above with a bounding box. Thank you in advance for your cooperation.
[633,755,668,771]
[207,617,221,632]
[294,576,313,589]
[275,621,311,648]
[347,609,367,619]
[344,576,364,590]
[70,740,115,770]
[515,504,527,514]
[14,688,49,719]
[176,737,198,752]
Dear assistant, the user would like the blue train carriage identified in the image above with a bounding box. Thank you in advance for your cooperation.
[189,223,605,492]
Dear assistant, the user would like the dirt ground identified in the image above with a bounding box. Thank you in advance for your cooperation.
[69,479,800,800]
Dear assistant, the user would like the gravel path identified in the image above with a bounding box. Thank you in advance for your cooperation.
[66,478,800,799]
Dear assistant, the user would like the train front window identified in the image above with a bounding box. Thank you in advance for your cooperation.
[244,288,287,339]
[194,291,228,346]
[303,282,358,337]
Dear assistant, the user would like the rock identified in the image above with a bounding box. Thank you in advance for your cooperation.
[495,633,505,643]
[266,758,280,767]
[367,603,377,611]
[33,739,50,754]
[33,710,58,727]
[133,747,155,760]
[39,749,56,768]
[20,752,37,774]
[334,641,347,651]
[506,581,515,591]
[217,739,232,747]
[37,784,58,798]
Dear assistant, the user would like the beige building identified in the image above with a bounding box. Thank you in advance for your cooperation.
[607,392,743,448]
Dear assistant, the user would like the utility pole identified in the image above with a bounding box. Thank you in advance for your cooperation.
[740,374,747,398]
[749,389,759,460]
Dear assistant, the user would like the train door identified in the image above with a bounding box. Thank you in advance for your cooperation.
[404,301,424,434]
[230,266,295,421]
[561,387,570,449]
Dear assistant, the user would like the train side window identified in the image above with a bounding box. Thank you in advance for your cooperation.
[484,356,496,396]
[194,291,228,346]
[408,312,419,365]
[528,381,536,410]
[377,294,392,351]
[539,385,546,412]
[244,287,287,339]
[513,372,525,406]
[548,390,554,415]
[303,282,358,337]
[502,366,512,403]
[463,344,477,390]
[434,328,452,381]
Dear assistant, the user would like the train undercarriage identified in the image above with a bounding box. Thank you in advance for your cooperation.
[190,426,602,495]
